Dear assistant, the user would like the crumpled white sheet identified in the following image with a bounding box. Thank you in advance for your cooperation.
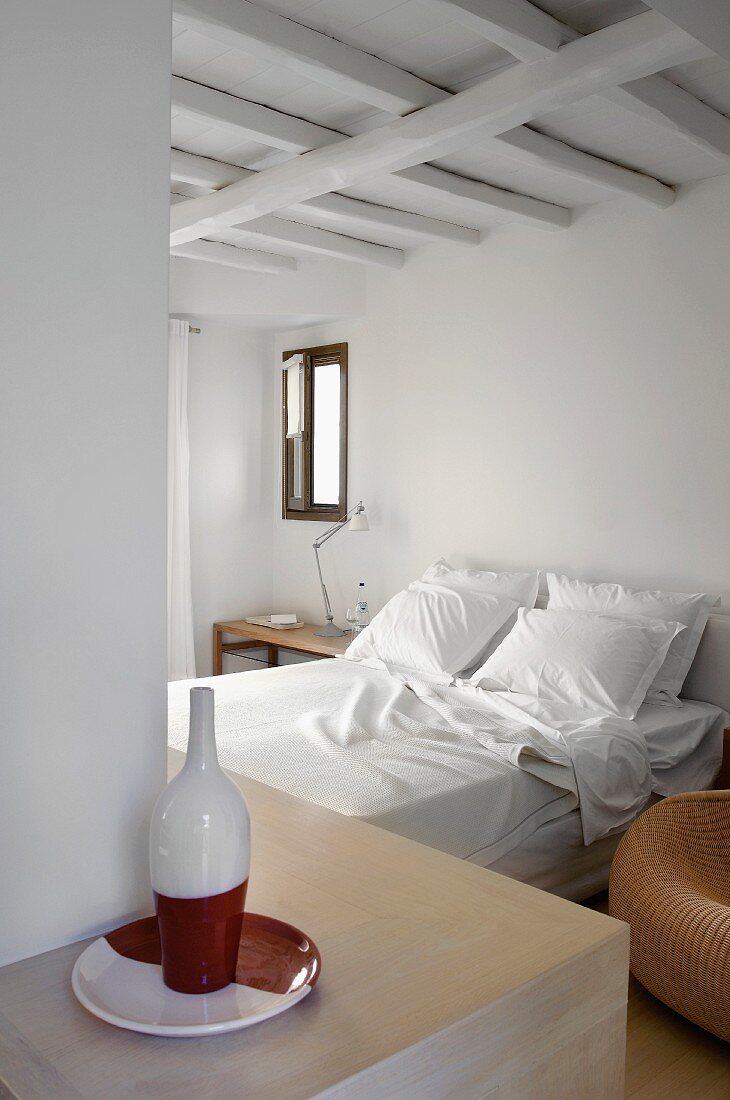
[169,658,653,860]
[450,682,653,844]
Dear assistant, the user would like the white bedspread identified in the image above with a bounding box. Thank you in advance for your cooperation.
[168,660,653,862]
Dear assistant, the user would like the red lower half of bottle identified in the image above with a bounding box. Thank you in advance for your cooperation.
[154,880,248,994]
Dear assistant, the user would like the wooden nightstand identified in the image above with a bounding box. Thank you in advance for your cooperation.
[213,620,350,675]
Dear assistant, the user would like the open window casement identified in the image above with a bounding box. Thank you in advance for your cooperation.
[281,344,347,521]
[284,353,304,439]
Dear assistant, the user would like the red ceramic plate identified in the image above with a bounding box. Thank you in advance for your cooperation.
[71,913,321,1037]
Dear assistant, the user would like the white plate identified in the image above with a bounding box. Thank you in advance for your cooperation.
[72,932,316,1037]
[72,910,321,1038]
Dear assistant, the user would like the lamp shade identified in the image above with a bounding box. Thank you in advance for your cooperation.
[349,510,369,531]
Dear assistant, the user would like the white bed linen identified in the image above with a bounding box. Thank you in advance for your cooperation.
[344,582,519,681]
[636,698,727,794]
[487,700,726,899]
[471,608,682,718]
[168,659,652,864]
[546,573,717,703]
[634,698,727,772]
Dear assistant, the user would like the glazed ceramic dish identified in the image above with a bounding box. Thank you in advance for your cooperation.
[72,913,321,1037]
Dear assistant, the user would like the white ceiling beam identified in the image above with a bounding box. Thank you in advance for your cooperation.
[170,238,297,273]
[172,86,576,229]
[169,82,647,226]
[229,217,406,268]
[174,0,714,209]
[173,0,444,115]
[395,164,572,227]
[171,76,337,154]
[603,76,730,161]
[173,6,706,207]
[645,1,730,63]
[171,148,481,244]
[283,193,480,245]
[438,0,729,161]
[494,126,676,207]
[430,0,575,61]
[171,13,701,245]
[171,147,247,189]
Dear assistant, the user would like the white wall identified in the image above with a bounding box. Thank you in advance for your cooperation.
[272,175,730,626]
[0,1,171,965]
[182,321,276,676]
[170,254,366,326]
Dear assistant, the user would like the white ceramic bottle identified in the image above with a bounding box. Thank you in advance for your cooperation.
[149,686,250,994]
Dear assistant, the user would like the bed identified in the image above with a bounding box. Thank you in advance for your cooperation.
[168,614,730,902]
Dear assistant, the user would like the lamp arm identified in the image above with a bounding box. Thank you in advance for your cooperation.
[311,502,365,632]
[314,543,334,624]
[312,501,364,551]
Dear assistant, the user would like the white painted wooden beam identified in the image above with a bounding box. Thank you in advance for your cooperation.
[170,238,297,273]
[284,193,480,245]
[396,164,572,227]
[172,170,407,264]
[174,0,719,203]
[171,148,246,189]
[604,75,730,161]
[170,13,701,245]
[171,149,481,244]
[168,79,654,225]
[438,0,729,160]
[227,217,405,268]
[173,79,334,155]
[173,0,444,115]
[431,0,574,61]
[645,1,730,62]
[172,76,337,154]
[171,90,576,232]
[495,126,676,207]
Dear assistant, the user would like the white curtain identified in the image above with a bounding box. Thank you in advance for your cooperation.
[167,319,197,681]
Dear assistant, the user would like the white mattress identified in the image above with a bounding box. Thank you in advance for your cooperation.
[487,808,630,900]
[168,658,655,867]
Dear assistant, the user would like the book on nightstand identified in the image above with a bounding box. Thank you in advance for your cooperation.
[244,615,304,630]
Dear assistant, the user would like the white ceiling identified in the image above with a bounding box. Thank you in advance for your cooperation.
[169,0,730,269]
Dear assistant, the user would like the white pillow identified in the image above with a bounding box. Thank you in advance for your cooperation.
[421,559,539,668]
[471,608,684,719]
[546,573,717,702]
[421,559,539,606]
[344,581,519,680]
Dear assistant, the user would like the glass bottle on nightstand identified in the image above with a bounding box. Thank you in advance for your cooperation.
[345,604,359,634]
[355,582,370,633]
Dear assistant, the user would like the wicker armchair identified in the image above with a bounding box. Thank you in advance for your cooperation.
[609,790,730,1042]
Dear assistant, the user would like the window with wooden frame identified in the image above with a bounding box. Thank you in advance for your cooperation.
[282,342,347,521]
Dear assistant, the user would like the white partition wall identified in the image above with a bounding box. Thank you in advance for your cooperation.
[0,1,171,965]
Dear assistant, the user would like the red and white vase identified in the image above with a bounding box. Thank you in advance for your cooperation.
[149,686,250,994]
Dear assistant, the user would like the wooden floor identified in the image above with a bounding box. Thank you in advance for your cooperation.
[585,893,730,1099]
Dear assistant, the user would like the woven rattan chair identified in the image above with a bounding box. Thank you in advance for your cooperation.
[609,790,730,1041]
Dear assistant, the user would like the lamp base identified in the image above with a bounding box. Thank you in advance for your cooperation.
[315,623,346,637]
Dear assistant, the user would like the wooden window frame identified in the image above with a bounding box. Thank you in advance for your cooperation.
[282,342,348,522]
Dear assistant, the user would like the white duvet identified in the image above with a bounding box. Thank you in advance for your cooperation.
[168,659,653,863]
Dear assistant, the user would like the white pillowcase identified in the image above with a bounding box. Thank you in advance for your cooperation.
[421,559,539,606]
[421,559,539,668]
[344,581,519,680]
[471,608,684,719]
[546,573,717,702]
